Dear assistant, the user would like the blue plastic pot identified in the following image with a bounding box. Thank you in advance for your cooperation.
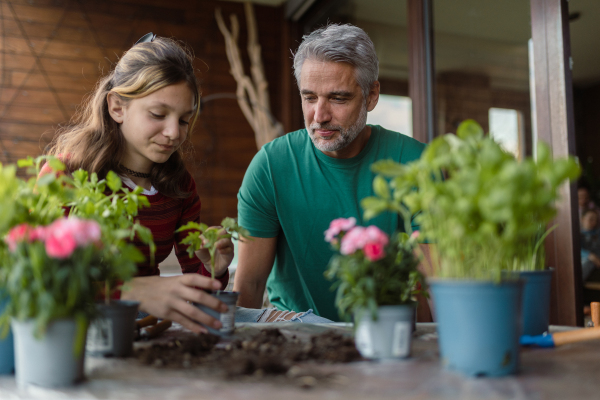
[0,290,15,374]
[517,270,552,336]
[431,279,523,377]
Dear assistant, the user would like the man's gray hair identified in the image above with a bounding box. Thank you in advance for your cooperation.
[293,24,379,100]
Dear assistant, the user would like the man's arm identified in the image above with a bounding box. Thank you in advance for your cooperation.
[233,236,278,308]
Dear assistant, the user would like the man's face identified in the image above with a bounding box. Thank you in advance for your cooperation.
[300,59,377,157]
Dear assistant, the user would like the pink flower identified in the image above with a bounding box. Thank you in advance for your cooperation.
[364,226,389,246]
[340,225,389,257]
[340,226,366,255]
[410,230,420,239]
[5,224,32,252]
[28,227,47,242]
[363,242,385,261]
[325,217,357,242]
[48,218,101,247]
[77,221,102,246]
[45,233,77,259]
[44,217,101,259]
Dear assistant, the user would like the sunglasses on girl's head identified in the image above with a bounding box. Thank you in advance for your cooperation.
[135,32,156,45]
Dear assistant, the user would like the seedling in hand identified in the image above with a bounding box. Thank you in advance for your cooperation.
[178,217,249,280]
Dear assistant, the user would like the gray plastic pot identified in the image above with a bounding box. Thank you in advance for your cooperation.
[87,300,139,357]
[194,291,239,336]
[11,318,86,388]
[354,304,415,359]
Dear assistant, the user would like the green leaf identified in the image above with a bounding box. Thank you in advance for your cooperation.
[361,197,389,220]
[47,157,66,171]
[106,171,122,192]
[72,169,88,185]
[456,119,484,139]
[36,172,55,187]
[176,222,206,233]
[17,158,34,168]
[371,160,405,177]
[373,175,391,200]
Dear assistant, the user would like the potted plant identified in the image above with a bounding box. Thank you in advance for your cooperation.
[178,218,249,335]
[0,217,103,387]
[361,120,579,376]
[324,217,425,359]
[0,158,71,376]
[496,141,578,335]
[17,156,156,358]
[65,169,154,357]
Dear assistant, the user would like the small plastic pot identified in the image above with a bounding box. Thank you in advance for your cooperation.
[87,300,139,357]
[12,318,86,388]
[194,291,239,336]
[354,304,415,359]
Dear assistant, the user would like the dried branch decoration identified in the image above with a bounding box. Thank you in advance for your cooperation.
[215,3,284,149]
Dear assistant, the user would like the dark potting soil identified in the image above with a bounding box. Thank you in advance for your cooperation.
[136,328,361,382]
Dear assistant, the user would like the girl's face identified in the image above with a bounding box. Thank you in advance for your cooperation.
[108,81,195,171]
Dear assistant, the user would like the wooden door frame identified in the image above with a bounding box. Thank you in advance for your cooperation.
[407,0,436,144]
[530,0,582,326]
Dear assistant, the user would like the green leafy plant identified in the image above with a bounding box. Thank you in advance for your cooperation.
[177,217,249,280]
[65,169,154,303]
[361,120,581,280]
[324,218,425,320]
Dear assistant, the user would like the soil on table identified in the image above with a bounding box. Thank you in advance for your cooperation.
[136,328,362,386]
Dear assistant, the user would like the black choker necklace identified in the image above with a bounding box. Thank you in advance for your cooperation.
[120,165,151,179]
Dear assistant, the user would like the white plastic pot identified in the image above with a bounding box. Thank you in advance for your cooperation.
[12,318,86,388]
[354,304,415,359]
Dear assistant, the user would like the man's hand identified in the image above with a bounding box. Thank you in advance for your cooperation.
[121,274,228,334]
[194,227,234,277]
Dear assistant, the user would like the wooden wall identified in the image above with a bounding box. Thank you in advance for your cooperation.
[0,0,285,226]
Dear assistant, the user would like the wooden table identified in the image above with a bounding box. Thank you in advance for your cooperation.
[1,323,599,399]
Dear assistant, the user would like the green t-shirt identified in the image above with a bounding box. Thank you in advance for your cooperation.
[237,125,426,321]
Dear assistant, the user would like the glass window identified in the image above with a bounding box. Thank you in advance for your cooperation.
[433,0,533,156]
[489,107,523,159]
[367,94,412,137]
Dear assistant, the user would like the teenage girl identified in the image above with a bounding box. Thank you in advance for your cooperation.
[45,35,232,333]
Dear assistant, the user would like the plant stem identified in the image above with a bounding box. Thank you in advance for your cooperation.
[210,247,216,281]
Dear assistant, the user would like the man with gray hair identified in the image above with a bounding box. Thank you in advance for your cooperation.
[233,24,426,321]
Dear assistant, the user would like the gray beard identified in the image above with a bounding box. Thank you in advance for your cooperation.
[306,105,368,153]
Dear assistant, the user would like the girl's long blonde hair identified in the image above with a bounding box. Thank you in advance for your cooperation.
[47,37,201,198]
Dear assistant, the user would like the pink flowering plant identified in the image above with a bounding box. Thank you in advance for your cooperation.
[324,218,426,320]
[0,217,104,351]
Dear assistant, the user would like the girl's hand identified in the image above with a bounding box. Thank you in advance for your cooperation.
[121,274,228,334]
[195,227,234,277]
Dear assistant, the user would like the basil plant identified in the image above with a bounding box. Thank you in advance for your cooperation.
[361,120,580,280]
